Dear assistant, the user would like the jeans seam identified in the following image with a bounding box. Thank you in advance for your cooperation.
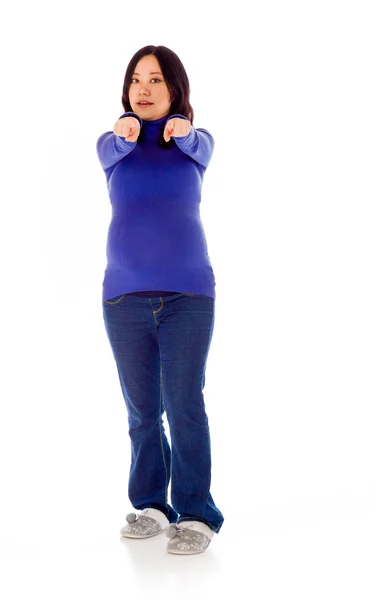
[159,361,168,512]
[153,297,164,315]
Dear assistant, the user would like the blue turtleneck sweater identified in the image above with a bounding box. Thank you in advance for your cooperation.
[96,111,216,301]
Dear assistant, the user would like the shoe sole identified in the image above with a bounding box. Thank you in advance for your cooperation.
[167,547,208,554]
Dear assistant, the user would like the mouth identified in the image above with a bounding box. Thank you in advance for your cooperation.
[137,102,153,107]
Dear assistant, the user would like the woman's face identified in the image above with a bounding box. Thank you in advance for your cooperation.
[129,54,173,121]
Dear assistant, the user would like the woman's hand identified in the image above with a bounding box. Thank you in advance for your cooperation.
[163,118,191,142]
[113,117,141,142]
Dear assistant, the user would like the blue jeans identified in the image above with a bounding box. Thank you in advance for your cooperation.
[102,292,224,534]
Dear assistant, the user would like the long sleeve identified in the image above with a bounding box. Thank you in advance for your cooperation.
[168,114,215,169]
[96,112,143,171]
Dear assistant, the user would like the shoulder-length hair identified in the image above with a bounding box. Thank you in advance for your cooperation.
[121,45,194,149]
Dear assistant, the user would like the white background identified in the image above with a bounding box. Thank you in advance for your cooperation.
[1,0,375,597]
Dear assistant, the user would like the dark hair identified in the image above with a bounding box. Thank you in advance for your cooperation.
[121,45,194,149]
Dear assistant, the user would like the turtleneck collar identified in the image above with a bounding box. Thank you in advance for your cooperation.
[141,113,171,141]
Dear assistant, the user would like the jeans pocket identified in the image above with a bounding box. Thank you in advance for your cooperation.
[102,293,128,305]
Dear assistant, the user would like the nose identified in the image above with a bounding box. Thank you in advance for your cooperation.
[138,85,150,96]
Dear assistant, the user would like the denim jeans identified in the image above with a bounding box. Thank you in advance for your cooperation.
[102,291,224,534]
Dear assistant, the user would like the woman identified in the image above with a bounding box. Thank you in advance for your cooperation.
[96,45,224,555]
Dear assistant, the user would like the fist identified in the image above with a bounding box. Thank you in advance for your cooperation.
[163,118,191,142]
[113,116,141,142]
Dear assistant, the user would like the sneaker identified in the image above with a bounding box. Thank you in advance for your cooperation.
[165,521,215,554]
[120,507,170,538]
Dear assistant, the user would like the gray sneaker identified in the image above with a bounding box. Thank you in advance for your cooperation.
[120,507,170,538]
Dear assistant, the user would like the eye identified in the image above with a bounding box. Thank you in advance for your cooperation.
[131,78,161,83]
